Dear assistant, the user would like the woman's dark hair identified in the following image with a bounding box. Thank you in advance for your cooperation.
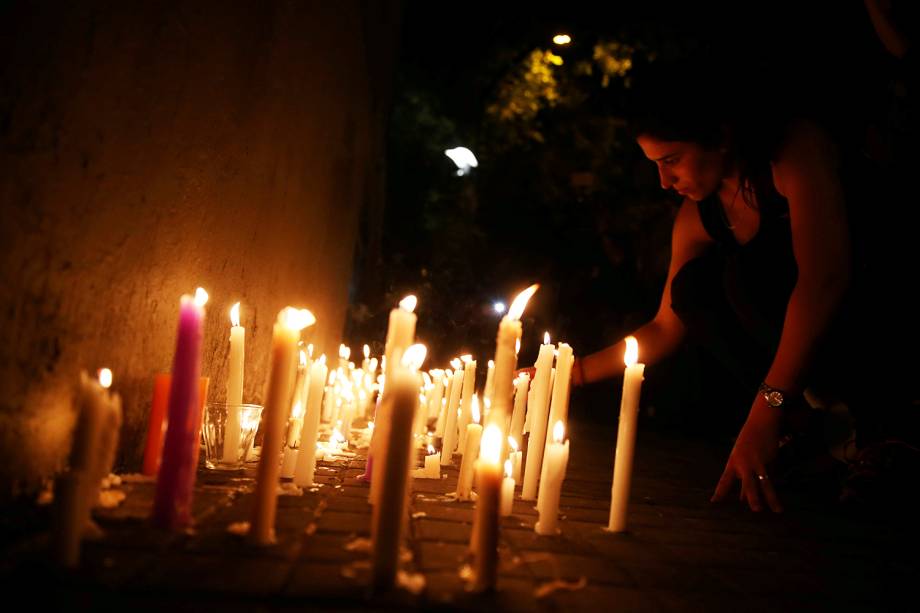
[625,52,792,210]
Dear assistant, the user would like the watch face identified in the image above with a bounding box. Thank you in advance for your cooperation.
[766,390,784,407]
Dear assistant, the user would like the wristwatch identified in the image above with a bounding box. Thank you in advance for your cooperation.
[758,382,787,408]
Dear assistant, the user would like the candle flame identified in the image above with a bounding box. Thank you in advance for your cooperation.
[330,427,345,446]
[369,357,378,372]
[399,295,417,313]
[553,420,565,444]
[427,444,436,455]
[194,287,209,307]
[450,358,461,370]
[300,350,307,366]
[368,421,375,432]
[328,369,337,384]
[280,307,316,331]
[507,283,539,321]
[460,354,473,363]
[317,354,326,365]
[363,344,370,359]
[422,372,432,387]
[339,344,351,360]
[480,424,503,464]
[230,302,241,327]
[508,435,519,452]
[504,458,513,478]
[544,331,551,345]
[308,343,314,358]
[488,359,494,368]
[471,394,481,424]
[515,338,521,355]
[624,335,639,367]
[401,343,427,371]
[97,368,113,389]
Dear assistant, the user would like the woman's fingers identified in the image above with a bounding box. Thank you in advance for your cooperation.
[711,466,736,502]
[755,471,784,513]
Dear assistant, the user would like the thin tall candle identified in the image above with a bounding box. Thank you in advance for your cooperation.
[608,336,645,533]
[471,424,503,592]
[223,302,245,464]
[294,356,329,487]
[152,287,208,530]
[521,339,554,500]
[249,307,315,545]
[489,284,539,429]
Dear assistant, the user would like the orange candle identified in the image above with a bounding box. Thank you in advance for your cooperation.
[143,375,209,476]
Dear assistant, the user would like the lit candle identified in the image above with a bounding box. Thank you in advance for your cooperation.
[440,364,463,463]
[483,359,495,406]
[369,295,417,505]
[608,336,645,533]
[414,444,441,479]
[500,459,515,517]
[456,395,483,501]
[535,421,569,535]
[489,284,539,429]
[249,307,315,545]
[53,369,119,566]
[426,369,446,422]
[362,343,371,371]
[509,372,530,445]
[470,424,503,592]
[280,399,304,479]
[538,343,574,503]
[223,302,245,464]
[95,368,123,489]
[521,337,554,500]
[508,436,522,482]
[152,287,209,530]
[457,356,477,450]
[372,344,426,590]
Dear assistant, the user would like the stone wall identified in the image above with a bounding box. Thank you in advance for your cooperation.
[0,1,398,494]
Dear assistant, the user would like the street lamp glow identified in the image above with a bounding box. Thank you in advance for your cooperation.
[493,302,506,314]
[444,147,478,176]
[553,34,572,45]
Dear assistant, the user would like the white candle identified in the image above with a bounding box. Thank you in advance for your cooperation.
[538,343,574,503]
[483,359,495,406]
[371,344,426,590]
[413,444,441,479]
[426,369,445,421]
[293,356,328,487]
[521,340,554,500]
[53,369,119,566]
[280,399,304,479]
[223,302,245,464]
[456,395,483,501]
[508,436,522,482]
[500,459,515,517]
[509,372,529,444]
[489,285,538,429]
[471,424,503,592]
[249,307,315,545]
[608,336,645,533]
[440,365,463,463]
[458,356,477,450]
[370,295,418,506]
[535,421,569,535]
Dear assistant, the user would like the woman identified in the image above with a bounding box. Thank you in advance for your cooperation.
[565,57,918,513]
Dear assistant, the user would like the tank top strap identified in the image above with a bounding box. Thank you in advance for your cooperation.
[696,196,738,247]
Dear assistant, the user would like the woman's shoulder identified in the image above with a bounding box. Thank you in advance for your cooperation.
[770,119,841,199]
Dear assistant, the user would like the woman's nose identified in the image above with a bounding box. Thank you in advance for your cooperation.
[658,167,675,189]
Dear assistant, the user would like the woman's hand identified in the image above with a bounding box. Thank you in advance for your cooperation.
[711,400,784,513]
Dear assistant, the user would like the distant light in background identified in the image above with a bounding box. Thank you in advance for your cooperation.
[493,302,506,314]
[444,147,478,176]
[553,34,572,45]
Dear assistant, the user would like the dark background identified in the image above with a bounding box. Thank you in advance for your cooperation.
[345,1,914,437]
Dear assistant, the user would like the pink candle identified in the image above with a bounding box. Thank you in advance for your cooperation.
[152,288,208,530]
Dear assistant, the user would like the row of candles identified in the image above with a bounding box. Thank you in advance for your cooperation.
[55,285,647,593]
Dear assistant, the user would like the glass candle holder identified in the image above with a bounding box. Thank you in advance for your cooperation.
[202,402,263,470]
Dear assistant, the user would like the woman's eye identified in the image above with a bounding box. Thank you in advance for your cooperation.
[663,157,679,166]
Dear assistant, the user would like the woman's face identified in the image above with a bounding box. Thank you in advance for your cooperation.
[636,135,728,201]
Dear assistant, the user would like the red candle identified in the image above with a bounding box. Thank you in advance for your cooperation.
[151,288,208,530]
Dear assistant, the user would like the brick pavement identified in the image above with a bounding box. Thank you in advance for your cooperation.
[1,419,916,611]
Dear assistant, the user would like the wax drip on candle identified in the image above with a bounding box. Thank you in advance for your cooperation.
[471,395,481,424]
[504,458,512,479]
[508,435,518,453]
